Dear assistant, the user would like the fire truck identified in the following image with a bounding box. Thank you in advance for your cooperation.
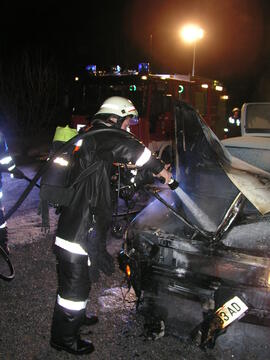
[70,63,229,162]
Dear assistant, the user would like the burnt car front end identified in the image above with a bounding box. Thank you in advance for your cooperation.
[118,101,270,349]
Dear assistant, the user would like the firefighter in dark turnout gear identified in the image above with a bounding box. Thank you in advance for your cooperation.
[224,107,241,138]
[50,97,172,355]
[0,131,19,254]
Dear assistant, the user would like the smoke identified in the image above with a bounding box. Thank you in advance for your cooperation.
[174,186,217,231]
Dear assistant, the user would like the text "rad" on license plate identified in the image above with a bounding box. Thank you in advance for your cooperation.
[215,296,248,329]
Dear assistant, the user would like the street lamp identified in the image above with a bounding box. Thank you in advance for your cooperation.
[180,24,204,77]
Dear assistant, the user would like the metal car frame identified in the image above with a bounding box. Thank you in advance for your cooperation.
[118,101,270,349]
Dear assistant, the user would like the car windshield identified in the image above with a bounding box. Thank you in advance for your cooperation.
[245,103,270,134]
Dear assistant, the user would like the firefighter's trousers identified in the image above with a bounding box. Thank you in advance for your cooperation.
[51,239,91,346]
[0,200,8,250]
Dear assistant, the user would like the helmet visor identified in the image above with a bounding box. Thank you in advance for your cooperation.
[128,115,139,126]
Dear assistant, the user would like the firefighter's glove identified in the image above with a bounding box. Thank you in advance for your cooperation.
[134,168,155,188]
[98,250,115,276]
[11,167,25,179]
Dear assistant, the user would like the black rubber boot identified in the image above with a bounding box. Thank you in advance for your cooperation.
[50,304,95,355]
[83,313,99,326]
[50,337,94,355]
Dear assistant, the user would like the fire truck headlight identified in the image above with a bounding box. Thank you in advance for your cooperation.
[215,85,223,91]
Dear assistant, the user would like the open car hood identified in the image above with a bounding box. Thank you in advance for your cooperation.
[132,101,270,247]
[174,101,270,216]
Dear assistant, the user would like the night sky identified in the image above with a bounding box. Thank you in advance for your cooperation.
[1,0,270,109]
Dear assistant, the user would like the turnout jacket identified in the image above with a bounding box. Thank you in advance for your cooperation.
[0,131,16,190]
[56,123,164,256]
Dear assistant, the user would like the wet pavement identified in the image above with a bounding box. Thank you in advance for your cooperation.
[2,233,270,359]
[0,235,219,360]
[0,163,270,359]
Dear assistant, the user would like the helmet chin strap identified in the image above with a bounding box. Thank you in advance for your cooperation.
[92,114,126,129]
[107,115,125,129]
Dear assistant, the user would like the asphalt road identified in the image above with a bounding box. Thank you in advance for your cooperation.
[1,233,270,360]
[0,162,269,359]
[0,234,220,360]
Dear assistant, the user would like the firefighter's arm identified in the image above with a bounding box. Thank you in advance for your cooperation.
[10,166,25,179]
[111,134,173,184]
[136,148,172,183]
[0,133,24,179]
[0,161,25,179]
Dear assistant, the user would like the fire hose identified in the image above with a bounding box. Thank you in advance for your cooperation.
[0,127,180,281]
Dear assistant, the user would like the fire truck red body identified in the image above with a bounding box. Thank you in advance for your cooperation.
[70,65,228,159]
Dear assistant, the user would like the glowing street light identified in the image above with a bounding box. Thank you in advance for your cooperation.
[180,24,204,77]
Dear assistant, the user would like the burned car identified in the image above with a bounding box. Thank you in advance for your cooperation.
[118,101,270,353]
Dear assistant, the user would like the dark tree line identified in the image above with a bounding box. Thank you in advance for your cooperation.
[0,51,69,155]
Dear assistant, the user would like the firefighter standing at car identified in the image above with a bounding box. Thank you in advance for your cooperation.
[50,96,172,356]
[0,130,22,254]
[224,107,241,138]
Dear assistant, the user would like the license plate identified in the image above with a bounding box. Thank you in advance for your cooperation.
[215,296,248,329]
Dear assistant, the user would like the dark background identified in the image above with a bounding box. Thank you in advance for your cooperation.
[0,0,269,146]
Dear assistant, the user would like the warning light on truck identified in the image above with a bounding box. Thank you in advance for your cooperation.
[129,85,137,92]
[178,85,184,94]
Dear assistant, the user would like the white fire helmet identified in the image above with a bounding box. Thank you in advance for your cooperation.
[95,96,139,125]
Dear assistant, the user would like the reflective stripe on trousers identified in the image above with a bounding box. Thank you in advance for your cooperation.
[55,236,91,265]
[57,294,88,311]
[0,221,7,229]
[0,202,6,228]
[54,236,91,311]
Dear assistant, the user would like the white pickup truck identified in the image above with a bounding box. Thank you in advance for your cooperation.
[222,102,270,172]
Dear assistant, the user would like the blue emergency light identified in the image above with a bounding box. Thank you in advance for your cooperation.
[85,65,96,74]
[111,65,121,74]
[138,62,150,74]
